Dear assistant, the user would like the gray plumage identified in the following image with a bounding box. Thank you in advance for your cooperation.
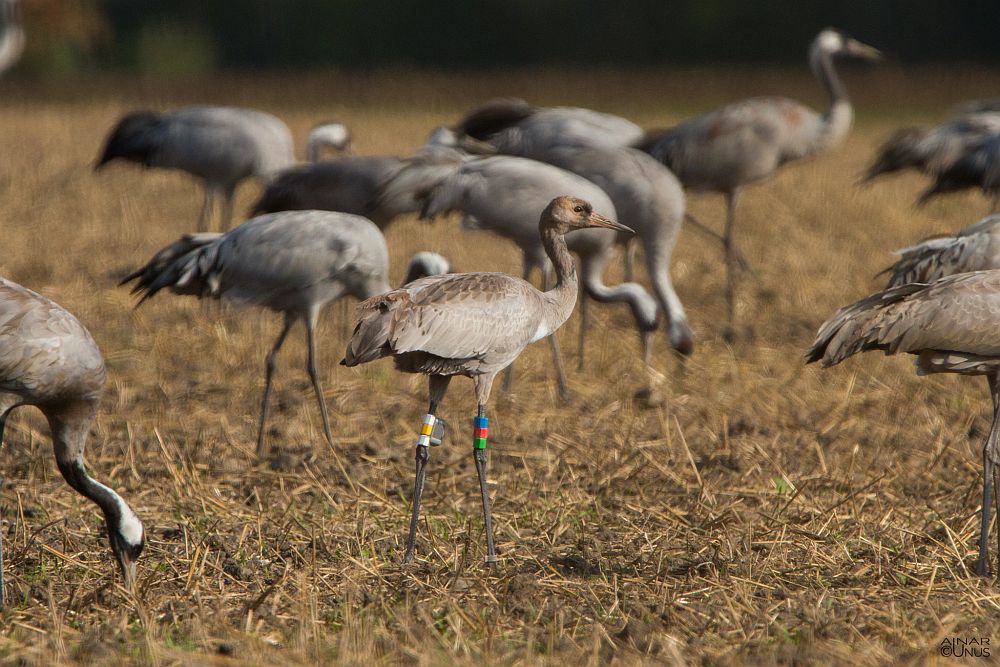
[251,126,484,228]
[639,28,881,335]
[121,210,390,457]
[806,269,1000,575]
[404,252,452,285]
[96,106,295,231]
[0,278,144,602]
[882,215,1000,288]
[864,112,1000,207]
[454,98,644,153]
[920,133,1000,210]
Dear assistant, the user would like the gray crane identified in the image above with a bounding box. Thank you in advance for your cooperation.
[251,126,490,226]
[96,106,295,232]
[0,278,144,603]
[639,28,881,336]
[807,270,1000,576]
[0,0,24,77]
[383,154,659,392]
[120,210,390,458]
[881,215,1000,288]
[864,111,1000,210]
[342,195,632,565]
[306,121,352,162]
[494,143,693,359]
[918,133,1000,211]
[453,97,644,153]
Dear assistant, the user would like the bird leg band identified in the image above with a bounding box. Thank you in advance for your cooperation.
[417,414,446,447]
[473,416,488,450]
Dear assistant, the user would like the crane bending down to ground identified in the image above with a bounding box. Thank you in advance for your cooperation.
[864,111,1000,210]
[96,106,295,232]
[638,28,881,337]
[382,155,658,392]
[404,251,452,284]
[807,270,1000,576]
[453,97,644,153]
[251,126,491,227]
[121,210,390,458]
[881,215,1000,288]
[917,133,1000,211]
[492,143,692,359]
[342,195,632,564]
[0,278,144,604]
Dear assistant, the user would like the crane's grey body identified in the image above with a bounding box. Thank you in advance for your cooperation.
[0,278,143,603]
[455,98,644,154]
[342,196,631,565]
[252,156,407,225]
[509,143,692,357]
[865,111,1000,209]
[123,210,390,456]
[883,215,1000,288]
[807,270,1000,575]
[96,106,294,231]
[252,126,482,228]
[639,29,880,336]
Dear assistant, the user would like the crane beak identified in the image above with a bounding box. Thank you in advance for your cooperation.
[846,38,882,61]
[586,212,634,234]
[118,553,138,594]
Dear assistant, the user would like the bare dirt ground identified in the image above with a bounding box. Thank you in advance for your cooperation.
[1,66,1000,665]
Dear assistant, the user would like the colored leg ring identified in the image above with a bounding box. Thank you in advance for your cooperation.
[417,414,436,448]
[473,416,488,450]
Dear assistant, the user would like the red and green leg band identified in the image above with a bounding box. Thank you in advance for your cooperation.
[473,416,488,450]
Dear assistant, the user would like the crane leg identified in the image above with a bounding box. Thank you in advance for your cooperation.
[220,185,236,232]
[542,268,568,400]
[577,286,589,372]
[472,403,497,568]
[404,375,451,563]
[722,190,741,341]
[978,372,1000,575]
[305,310,334,449]
[196,187,215,233]
[623,238,636,283]
[256,315,294,458]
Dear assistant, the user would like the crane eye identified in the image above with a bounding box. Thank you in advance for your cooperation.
[573,206,583,213]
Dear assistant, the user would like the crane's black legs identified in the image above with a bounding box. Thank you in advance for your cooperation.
[473,404,498,567]
[257,315,294,458]
[404,376,450,563]
[977,372,1000,576]
[220,184,236,232]
[196,186,215,233]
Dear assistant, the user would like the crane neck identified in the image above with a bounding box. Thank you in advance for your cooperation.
[539,227,580,329]
[809,46,854,149]
[45,401,143,552]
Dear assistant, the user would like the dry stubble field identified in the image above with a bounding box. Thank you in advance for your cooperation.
[1,66,1000,665]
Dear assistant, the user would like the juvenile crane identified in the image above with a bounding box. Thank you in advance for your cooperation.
[639,28,881,335]
[96,106,295,231]
[881,214,1000,288]
[0,278,144,604]
[342,196,632,564]
[807,271,1000,576]
[121,210,390,457]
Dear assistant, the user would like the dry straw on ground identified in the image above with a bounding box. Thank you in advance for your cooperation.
[1,66,1000,665]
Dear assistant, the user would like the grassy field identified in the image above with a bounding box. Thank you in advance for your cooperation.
[1,66,1000,665]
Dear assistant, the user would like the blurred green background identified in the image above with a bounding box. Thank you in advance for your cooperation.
[14,1,1000,77]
